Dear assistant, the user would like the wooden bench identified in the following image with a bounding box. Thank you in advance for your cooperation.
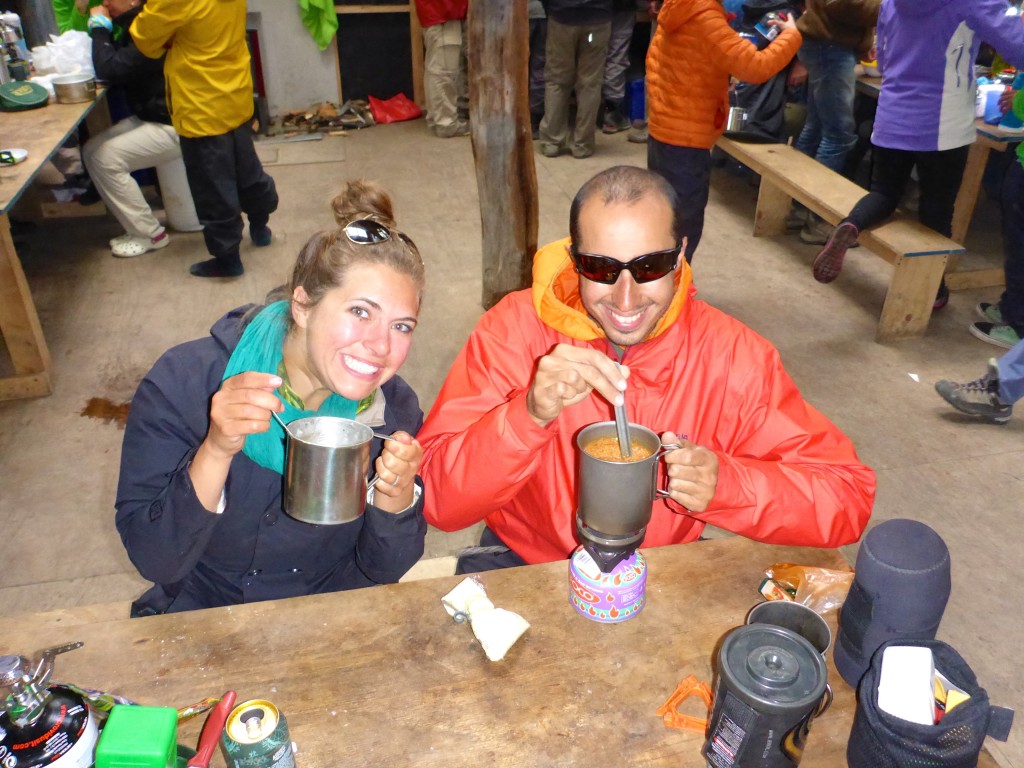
[715,136,966,342]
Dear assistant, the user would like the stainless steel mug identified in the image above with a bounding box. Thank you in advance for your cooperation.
[726,106,748,133]
[747,600,833,656]
[576,422,677,540]
[283,416,373,525]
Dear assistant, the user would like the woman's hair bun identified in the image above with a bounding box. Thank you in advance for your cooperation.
[331,179,396,227]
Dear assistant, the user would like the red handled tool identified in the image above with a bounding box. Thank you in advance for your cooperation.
[187,690,237,768]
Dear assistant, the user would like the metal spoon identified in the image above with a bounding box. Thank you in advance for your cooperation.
[271,410,396,442]
[614,400,632,459]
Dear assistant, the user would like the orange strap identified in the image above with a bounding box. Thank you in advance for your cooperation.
[656,674,714,733]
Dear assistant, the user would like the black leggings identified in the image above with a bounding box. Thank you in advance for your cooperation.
[846,144,969,237]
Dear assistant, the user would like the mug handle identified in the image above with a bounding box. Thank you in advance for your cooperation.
[655,442,682,498]
[813,684,834,719]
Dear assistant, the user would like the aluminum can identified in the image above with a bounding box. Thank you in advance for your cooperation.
[703,625,830,768]
[221,700,295,768]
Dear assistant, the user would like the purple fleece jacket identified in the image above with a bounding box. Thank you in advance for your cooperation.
[873,0,1024,151]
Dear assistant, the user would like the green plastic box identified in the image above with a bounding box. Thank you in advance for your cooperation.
[95,704,179,768]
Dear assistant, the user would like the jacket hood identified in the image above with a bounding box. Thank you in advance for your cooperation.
[210,304,256,354]
[530,238,694,342]
[890,0,955,19]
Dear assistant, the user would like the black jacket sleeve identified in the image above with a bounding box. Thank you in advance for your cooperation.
[91,27,163,86]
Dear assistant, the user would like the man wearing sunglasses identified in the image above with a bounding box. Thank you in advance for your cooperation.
[418,165,874,573]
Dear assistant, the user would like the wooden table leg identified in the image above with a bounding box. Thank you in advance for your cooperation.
[0,212,52,400]
[876,254,947,343]
[753,181,790,236]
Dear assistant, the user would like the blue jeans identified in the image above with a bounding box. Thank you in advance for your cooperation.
[793,39,857,175]
[999,158,1024,336]
[997,336,1024,404]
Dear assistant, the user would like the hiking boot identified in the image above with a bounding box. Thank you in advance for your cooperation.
[190,257,244,278]
[250,223,272,247]
[799,217,832,245]
[935,358,1012,423]
[969,321,1021,349]
[602,105,630,134]
[786,207,809,231]
[976,302,1003,323]
[627,119,648,143]
[812,221,859,283]
[435,120,470,138]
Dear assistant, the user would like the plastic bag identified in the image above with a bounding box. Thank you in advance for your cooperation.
[763,562,854,617]
[368,92,422,124]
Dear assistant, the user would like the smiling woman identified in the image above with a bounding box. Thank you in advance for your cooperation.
[114,181,429,617]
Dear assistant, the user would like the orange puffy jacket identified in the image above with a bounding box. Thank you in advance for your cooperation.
[647,0,802,149]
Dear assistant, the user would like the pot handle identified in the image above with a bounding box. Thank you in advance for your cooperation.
[654,442,683,499]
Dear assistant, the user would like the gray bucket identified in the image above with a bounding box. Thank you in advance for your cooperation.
[283,416,373,525]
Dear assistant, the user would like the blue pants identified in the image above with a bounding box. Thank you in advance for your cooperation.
[793,39,857,175]
[647,137,711,263]
[998,158,1024,336]
[997,337,1024,403]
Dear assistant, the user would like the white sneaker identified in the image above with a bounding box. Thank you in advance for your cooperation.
[111,232,170,258]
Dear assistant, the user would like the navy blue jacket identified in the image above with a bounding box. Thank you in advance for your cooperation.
[91,6,170,125]
[116,306,427,616]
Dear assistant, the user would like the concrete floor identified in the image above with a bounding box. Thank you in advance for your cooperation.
[1,121,1021,766]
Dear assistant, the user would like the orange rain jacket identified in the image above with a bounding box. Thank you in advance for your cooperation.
[646,0,802,149]
[418,240,875,564]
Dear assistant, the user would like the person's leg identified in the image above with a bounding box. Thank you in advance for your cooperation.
[914,145,969,238]
[570,21,612,157]
[179,133,245,277]
[455,527,528,574]
[915,144,970,309]
[538,18,575,154]
[807,42,857,175]
[792,42,823,159]
[422,20,465,137]
[83,117,179,240]
[231,122,278,243]
[997,338,1024,404]
[998,159,1024,336]
[648,137,711,262]
[528,17,548,132]
[813,145,914,282]
[600,9,635,133]
[846,145,915,230]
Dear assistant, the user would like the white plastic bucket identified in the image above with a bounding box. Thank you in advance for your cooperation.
[155,156,202,232]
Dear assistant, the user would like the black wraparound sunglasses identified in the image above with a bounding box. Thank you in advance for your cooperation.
[569,242,681,285]
[343,219,421,259]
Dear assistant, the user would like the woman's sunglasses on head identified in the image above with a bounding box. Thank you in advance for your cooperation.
[342,219,421,259]
[569,242,681,285]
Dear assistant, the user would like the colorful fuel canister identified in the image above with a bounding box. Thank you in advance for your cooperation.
[221,700,295,768]
[568,546,647,623]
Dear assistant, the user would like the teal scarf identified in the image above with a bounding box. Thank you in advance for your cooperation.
[223,301,357,474]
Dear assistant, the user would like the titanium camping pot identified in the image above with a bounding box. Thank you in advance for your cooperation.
[703,624,831,768]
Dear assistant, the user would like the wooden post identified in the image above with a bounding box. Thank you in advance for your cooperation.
[467,0,538,309]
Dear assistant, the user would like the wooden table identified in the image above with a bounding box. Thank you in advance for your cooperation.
[946,120,1023,290]
[0,538,999,767]
[0,93,108,401]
